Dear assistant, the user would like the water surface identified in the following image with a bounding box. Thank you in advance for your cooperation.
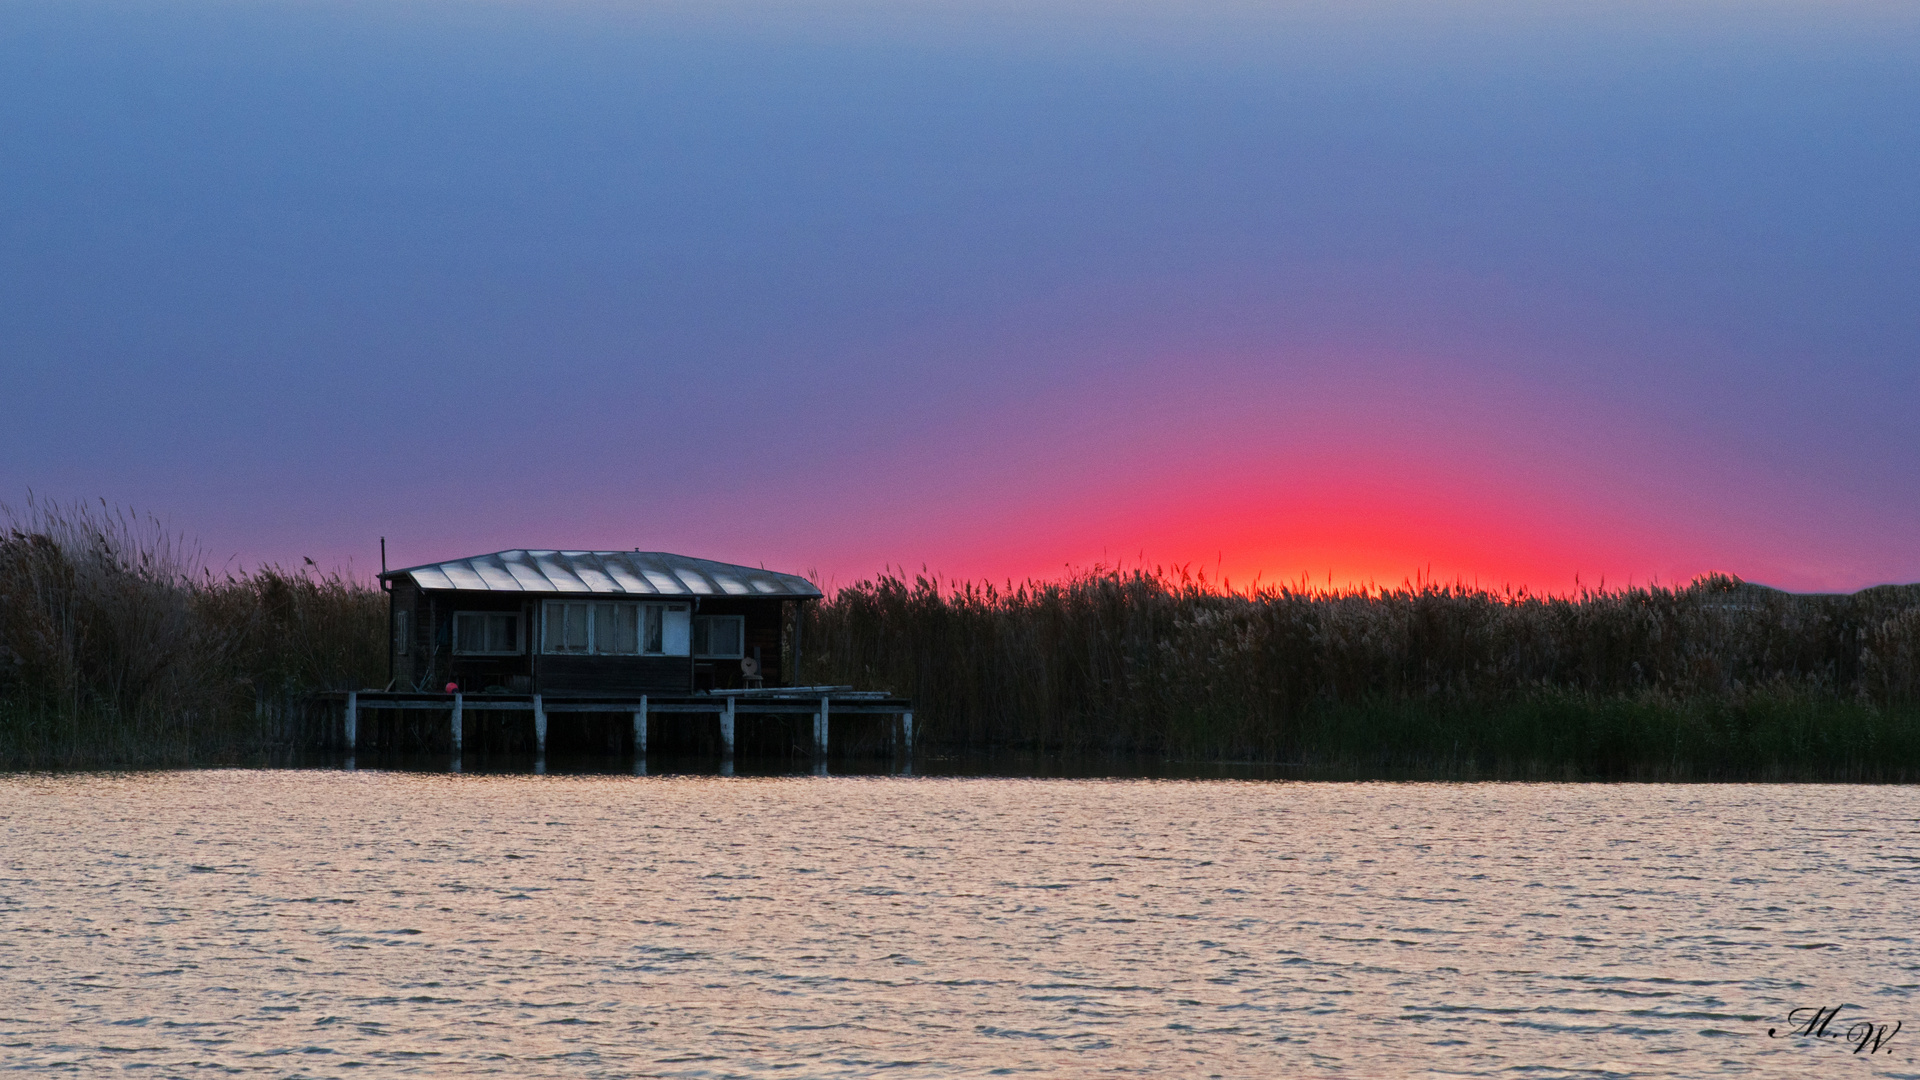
[2,773,1915,1076]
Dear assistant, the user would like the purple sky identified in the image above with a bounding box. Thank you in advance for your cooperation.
[4,0,1917,592]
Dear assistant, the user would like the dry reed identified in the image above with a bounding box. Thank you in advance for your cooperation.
[804,567,1920,779]
[6,498,1917,777]
[0,499,384,768]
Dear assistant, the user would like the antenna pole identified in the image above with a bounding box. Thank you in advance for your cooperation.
[380,537,387,574]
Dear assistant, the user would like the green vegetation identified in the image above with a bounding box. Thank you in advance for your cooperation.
[805,568,1920,779]
[5,498,1918,777]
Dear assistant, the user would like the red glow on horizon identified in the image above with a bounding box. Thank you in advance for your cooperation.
[833,449,1864,598]
[243,341,1917,600]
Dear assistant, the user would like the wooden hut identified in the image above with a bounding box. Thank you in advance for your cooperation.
[381,549,822,695]
[332,549,908,767]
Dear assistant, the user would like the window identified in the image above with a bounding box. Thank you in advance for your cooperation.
[393,610,410,656]
[661,604,691,655]
[454,611,521,655]
[544,601,691,656]
[643,605,663,654]
[595,602,638,655]
[693,615,745,658]
[543,601,591,653]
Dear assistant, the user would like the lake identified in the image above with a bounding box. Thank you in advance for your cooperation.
[1,772,1915,1077]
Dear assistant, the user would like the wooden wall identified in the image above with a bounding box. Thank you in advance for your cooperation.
[390,587,800,696]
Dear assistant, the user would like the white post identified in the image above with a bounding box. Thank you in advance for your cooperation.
[533,694,547,759]
[903,711,914,758]
[345,691,358,750]
[816,696,830,758]
[720,698,736,758]
[633,696,648,755]
[451,692,463,753]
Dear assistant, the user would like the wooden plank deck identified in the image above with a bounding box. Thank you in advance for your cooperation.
[311,688,914,763]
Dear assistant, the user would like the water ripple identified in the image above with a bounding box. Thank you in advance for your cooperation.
[0,774,1916,1076]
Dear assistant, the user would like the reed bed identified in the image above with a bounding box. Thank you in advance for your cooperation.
[805,568,1920,779]
[5,498,1918,777]
[0,500,384,769]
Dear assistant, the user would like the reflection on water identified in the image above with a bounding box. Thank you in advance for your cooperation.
[310,749,1352,781]
[1,772,1916,1077]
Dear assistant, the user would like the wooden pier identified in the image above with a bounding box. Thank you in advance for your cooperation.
[316,686,913,772]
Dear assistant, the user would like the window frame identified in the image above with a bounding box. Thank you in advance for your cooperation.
[452,610,523,656]
[541,600,690,657]
[591,601,640,656]
[541,600,593,655]
[693,614,747,659]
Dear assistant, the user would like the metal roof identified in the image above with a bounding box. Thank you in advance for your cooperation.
[382,550,822,599]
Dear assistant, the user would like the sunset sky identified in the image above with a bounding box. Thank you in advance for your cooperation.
[4,0,1916,594]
